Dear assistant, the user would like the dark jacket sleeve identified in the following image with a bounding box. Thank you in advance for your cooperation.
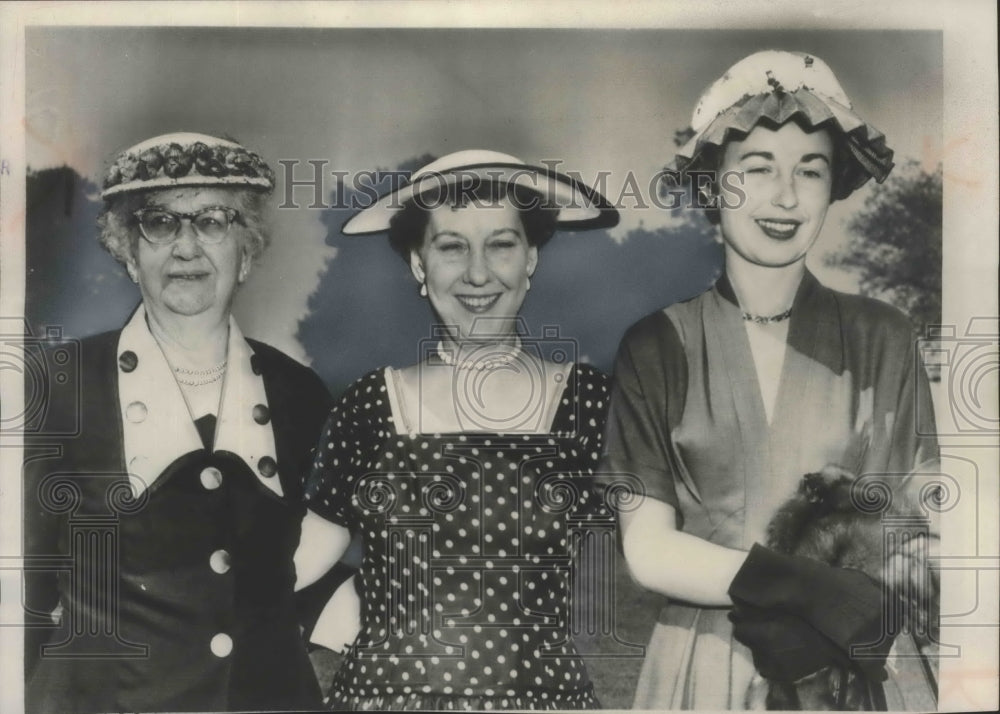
[243,340,346,644]
[21,333,115,682]
[246,339,334,493]
[23,448,64,681]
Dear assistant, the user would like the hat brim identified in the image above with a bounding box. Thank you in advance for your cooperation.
[341,162,619,235]
[674,89,894,200]
[102,174,273,199]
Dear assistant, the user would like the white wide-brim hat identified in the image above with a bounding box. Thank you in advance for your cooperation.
[101,132,275,199]
[673,51,894,200]
[342,149,619,235]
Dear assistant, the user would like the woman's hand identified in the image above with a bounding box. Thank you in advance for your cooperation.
[729,604,855,682]
[620,497,747,606]
[728,544,895,679]
[294,510,352,591]
[618,498,894,677]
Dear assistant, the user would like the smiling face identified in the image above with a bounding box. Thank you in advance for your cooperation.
[718,121,834,269]
[410,199,538,344]
[126,187,251,325]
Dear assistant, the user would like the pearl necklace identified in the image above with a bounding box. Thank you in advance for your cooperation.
[435,342,521,371]
[173,360,227,387]
[741,308,792,325]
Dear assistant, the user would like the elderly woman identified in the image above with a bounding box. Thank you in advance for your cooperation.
[23,132,332,712]
[294,150,619,710]
[602,52,939,709]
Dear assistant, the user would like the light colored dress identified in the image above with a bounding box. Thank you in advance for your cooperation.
[601,271,939,709]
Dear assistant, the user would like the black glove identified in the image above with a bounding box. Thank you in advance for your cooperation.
[728,544,895,679]
[729,604,886,683]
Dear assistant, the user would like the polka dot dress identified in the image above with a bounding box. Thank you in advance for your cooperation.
[305,364,611,711]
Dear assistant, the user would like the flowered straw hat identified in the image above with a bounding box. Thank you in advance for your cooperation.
[101,132,275,199]
[342,149,619,235]
[673,50,894,200]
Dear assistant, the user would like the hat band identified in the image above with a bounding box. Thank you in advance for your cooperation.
[102,140,275,197]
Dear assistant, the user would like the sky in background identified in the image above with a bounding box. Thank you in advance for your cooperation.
[25,27,942,364]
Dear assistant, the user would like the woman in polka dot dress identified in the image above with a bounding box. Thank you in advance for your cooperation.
[294,151,620,710]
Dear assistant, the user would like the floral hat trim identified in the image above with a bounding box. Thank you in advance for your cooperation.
[101,132,275,199]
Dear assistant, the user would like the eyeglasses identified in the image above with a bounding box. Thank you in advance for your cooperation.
[132,206,242,245]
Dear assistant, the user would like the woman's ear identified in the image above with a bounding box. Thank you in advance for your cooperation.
[125,256,139,284]
[526,245,539,278]
[409,250,426,285]
[238,249,252,284]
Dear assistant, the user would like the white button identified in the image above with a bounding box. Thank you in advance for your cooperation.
[125,401,148,423]
[209,550,231,574]
[200,467,223,490]
[210,633,233,657]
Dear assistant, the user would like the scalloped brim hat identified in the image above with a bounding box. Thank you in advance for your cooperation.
[674,50,894,200]
[341,149,620,235]
[101,132,275,199]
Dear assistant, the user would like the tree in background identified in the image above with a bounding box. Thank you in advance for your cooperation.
[825,161,943,335]
[25,167,137,339]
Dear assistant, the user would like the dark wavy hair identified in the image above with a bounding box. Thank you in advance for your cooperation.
[698,116,852,226]
[387,181,558,261]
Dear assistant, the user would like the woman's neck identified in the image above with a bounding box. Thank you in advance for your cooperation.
[439,334,519,362]
[725,253,806,317]
[145,307,230,369]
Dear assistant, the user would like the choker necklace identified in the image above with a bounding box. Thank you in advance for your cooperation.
[741,308,792,325]
[435,341,521,371]
[173,360,227,387]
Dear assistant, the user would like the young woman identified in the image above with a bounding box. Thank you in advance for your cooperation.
[602,51,939,709]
